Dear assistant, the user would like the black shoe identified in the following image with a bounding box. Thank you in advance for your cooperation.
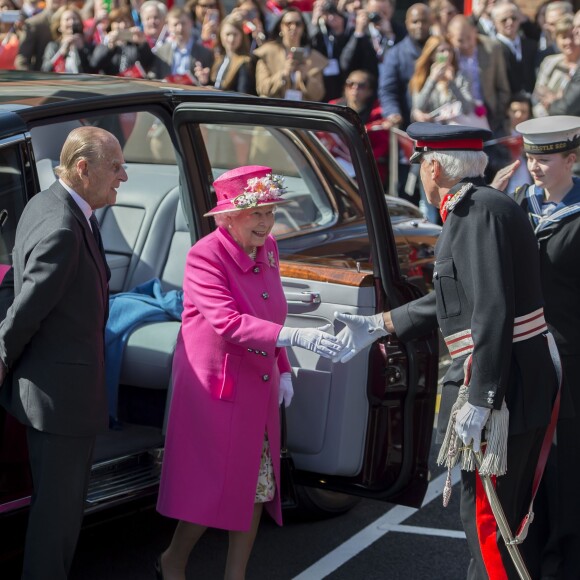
[154,557,164,580]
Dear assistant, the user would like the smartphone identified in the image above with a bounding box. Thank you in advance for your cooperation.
[436,53,448,64]
[207,10,219,24]
[290,46,306,64]
[117,29,134,42]
[72,21,84,35]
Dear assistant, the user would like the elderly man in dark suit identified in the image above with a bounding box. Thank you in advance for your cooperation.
[0,126,127,580]
[492,2,538,94]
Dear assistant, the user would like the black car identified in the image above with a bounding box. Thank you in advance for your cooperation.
[0,72,438,542]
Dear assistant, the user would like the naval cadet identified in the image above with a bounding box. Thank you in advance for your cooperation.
[333,123,560,579]
[511,116,580,580]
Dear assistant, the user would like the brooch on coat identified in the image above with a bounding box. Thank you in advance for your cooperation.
[440,182,474,223]
[268,251,277,268]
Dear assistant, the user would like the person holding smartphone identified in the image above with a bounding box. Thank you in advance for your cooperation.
[90,6,154,76]
[254,7,328,101]
[42,4,95,73]
[409,35,475,124]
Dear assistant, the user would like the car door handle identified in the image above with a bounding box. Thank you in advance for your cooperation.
[285,291,321,304]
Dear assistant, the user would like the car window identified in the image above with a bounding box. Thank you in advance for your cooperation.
[199,123,372,270]
[0,141,27,270]
[30,111,177,168]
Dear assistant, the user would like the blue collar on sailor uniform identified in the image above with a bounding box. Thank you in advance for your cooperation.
[525,177,580,233]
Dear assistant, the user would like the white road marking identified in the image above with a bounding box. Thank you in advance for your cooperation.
[378,524,466,539]
[292,467,461,580]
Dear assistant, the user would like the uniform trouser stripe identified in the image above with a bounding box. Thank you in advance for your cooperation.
[461,429,547,579]
[475,473,508,580]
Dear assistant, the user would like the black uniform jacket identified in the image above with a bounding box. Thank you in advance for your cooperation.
[515,178,580,418]
[392,177,558,439]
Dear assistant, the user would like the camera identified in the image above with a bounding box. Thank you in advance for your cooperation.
[72,21,83,35]
[117,29,134,42]
[367,11,382,24]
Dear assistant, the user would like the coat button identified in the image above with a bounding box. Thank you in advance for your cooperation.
[262,292,269,299]
[262,374,270,381]
[253,266,260,274]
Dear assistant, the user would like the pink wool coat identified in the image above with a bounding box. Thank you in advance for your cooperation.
[157,227,291,531]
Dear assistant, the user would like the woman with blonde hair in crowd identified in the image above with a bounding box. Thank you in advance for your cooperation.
[409,35,475,124]
[254,7,327,101]
[42,4,95,73]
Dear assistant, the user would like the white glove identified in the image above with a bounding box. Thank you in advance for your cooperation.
[455,402,491,453]
[278,372,294,407]
[276,324,343,359]
[333,312,389,363]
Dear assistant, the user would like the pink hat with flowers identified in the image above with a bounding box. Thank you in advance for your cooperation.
[204,165,289,216]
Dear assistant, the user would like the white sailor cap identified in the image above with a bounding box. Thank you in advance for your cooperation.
[516,116,580,155]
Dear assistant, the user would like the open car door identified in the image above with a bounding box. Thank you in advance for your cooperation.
[172,98,439,509]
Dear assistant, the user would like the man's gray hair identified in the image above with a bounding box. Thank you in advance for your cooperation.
[140,0,168,19]
[423,150,488,180]
[545,1,573,17]
[54,126,112,182]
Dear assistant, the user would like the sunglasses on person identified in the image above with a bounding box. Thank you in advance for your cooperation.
[345,80,369,89]
[282,19,304,27]
[499,15,518,24]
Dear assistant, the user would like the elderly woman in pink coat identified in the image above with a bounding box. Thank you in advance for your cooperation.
[156,165,342,580]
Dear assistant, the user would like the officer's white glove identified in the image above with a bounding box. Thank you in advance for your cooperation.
[278,372,294,408]
[333,312,389,363]
[455,402,491,453]
[276,325,343,359]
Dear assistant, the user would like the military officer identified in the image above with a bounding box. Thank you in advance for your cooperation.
[511,116,580,580]
[334,123,560,580]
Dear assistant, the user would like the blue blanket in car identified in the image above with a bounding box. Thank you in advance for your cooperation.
[105,278,184,421]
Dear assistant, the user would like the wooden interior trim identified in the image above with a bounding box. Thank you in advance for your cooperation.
[280,260,374,287]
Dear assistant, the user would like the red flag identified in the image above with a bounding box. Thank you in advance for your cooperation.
[164,72,198,86]
[118,61,146,79]
[52,53,66,73]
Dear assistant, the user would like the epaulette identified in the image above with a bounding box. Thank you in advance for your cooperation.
[445,182,474,216]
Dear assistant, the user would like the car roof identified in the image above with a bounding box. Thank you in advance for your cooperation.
[0,71,218,111]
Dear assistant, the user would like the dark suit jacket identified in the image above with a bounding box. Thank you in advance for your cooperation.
[497,36,538,94]
[378,35,422,129]
[14,9,53,71]
[0,181,109,436]
[151,41,214,80]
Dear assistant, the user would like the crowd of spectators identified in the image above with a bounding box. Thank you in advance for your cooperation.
[1,0,579,212]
